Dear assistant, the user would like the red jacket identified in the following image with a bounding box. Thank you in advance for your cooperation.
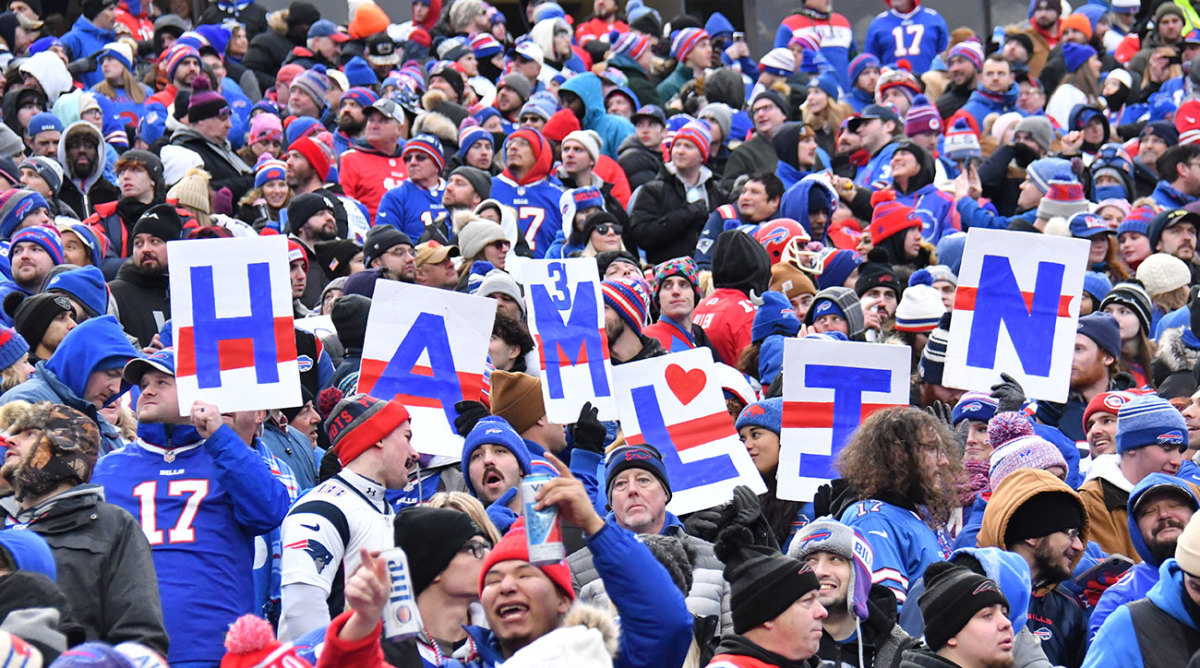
[575,17,628,44]
[595,155,632,209]
[692,288,756,366]
[315,612,390,668]
[339,144,407,222]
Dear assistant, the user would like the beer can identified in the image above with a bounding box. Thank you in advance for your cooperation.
[521,473,565,565]
[380,547,423,641]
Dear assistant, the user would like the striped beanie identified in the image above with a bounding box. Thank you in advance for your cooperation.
[943,117,982,162]
[602,277,651,334]
[402,133,445,172]
[905,95,942,137]
[789,32,821,52]
[758,48,796,77]
[1116,394,1187,454]
[918,313,951,385]
[164,44,200,81]
[1099,281,1152,334]
[0,190,49,239]
[868,190,921,244]
[1025,157,1073,194]
[287,238,308,272]
[254,157,287,189]
[989,435,1068,487]
[849,54,881,86]
[1117,205,1156,237]
[952,391,999,426]
[895,283,944,333]
[0,325,27,371]
[339,86,378,111]
[671,27,709,62]
[612,30,651,60]
[947,40,984,71]
[9,225,63,264]
[458,126,493,155]
[291,65,331,109]
[672,118,713,161]
[326,394,412,465]
[1036,179,1088,221]
[470,32,503,59]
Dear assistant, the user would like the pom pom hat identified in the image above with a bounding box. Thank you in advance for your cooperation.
[868,190,922,244]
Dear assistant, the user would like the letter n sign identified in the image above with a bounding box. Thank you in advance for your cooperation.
[524,258,618,422]
[171,236,301,414]
[943,228,1088,402]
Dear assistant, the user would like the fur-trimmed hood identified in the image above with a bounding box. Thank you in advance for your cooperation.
[501,602,620,667]
[267,9,288,34]
[1155,326,1199,373]
[420,87,469,134]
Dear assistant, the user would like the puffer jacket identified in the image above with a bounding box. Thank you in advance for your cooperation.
[628,162,725,265]
[559,73,635,160]
[243,9,301,90]
[958,83,1020,129]
[1088,473,1200,638]
[1152,326,1200,399]
[60,16,116,87]
[568,512,733,635]
[1084,559,1200,668]
[7,485,168,652]
[170,126,254,201]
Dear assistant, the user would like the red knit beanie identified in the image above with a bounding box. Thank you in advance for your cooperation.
[868,190,922,243]
[288,136,332,182]
[221,615,312,668]
[478,517,574,600]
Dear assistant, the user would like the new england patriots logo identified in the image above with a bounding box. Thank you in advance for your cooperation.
[285,538,334,571]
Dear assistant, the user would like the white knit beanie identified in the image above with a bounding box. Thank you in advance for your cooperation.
[457,218,507,259]
[1174,512,1200,575]
[562,130,602,165]
[894,284,945,332]
[1136,252,1191,296]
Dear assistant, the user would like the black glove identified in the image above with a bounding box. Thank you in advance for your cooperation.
[1011,142,1039,168]
[813,478,856,520]
[569,401,606,454]
[990,372,1026,413]
[453,400,489,437]
[925,400,953,428]
[683,507,723,543]
[717,485,780,552]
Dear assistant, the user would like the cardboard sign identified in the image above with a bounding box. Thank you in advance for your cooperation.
[358,281,496,458]
[523,259,617,422]
[943,228,1088,402]
[170,236,300,414]
[613,348,766,516]
[779,337,910,502]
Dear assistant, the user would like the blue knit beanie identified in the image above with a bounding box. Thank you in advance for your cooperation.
[751,291,801,344]
[736,397,783,434]
[809,295,847,322]
[1116,394,1187,454]
[344,55,378,87]
[1076,311,1121,360]
[1082,271,1112,303]
[817,249,861,290]
[952,391,999,426]
[9,226,63,265]
[1062,42,1097,73]
[1025,157,1073,194]
[605,444,672,502]
[461,416,533,494]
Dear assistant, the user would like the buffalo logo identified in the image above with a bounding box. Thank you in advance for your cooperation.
[744,404,766,418]
[960,401,982,413]
[1157,432,1185,445]
[760,225,790,246]
[1033,627,1053,642]
[297,355,314,372]
[485,428,503,435]
[285,538,335,572]
[623,449,653,462]
[802,530,832,545]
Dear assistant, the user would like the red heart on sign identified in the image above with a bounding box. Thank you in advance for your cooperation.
[665,364,706,405]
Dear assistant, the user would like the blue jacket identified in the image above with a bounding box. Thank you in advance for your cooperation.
[779,177,837,239]
[60,17,116,88]
[956,197,1038,231]
[1088,473,1200,639]
[899,546,1033,636]
[559,73,634,160]
[1150,180,1197,209]
[1084,559,1198,668]
[462,521,693,668]
[958,83,1020,130]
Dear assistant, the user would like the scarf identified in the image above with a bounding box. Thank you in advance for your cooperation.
[959,460,991,506]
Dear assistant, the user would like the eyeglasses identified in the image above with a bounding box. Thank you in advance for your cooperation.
[460,539,492,559]
[751,104,776,116]
[1061,528,1081,540]
[519,115,543,124]
[594,223,622,236]
[404,153,428,163]
[218,107,233,120]
[386,246,415,258]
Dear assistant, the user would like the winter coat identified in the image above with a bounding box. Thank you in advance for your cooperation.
[243,10,299,90]
[60,17,116,87]
[11,485,168,652]
[958,83,1020,131]
[108,260,170,348]
[618,135,663,192]
[170,127,254,201]
[568,511,733,635]
[1077,455,1137,561]
[657,63,696,106]
[936,83,974,119]
[197,2,268,38]
[609,53,662,109]
[1153,326,1200,399]
[899,650,962,668]
[1083,559,1200,668]
[628,162,725,265]
[708,634,821,667]
[815,595,920,668]
[57,121,119,217]
[721,133,778,194]
[1089,473,1200,638]
[338,140,406,222]
[559,73,635,160]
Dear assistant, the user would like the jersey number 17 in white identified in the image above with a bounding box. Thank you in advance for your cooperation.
[132,479,210,545]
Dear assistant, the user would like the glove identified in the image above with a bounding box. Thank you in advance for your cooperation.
[925,400,953,428]
[569,402,606,454]
[486,487,520,534]
[813,478,854,520]
[454,400,489,437]
[718,485,780,552]
[1011,142,1039,168]
[990,373,1027,413]
[682,506,724,543]
[1081,570,1124,607]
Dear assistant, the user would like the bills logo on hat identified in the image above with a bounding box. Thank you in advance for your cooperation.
[624,448,653,461]
[814,301,834,316]
[962,401,982,413]
[802,530,832,545]
[1157,431,1185,445]
[744,404,766,417]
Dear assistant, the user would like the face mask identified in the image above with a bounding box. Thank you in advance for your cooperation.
[1094,184,1127,201]
[1105,86,1129,110]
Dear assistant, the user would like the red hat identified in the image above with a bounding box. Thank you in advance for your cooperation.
[868,190,922,244]
[288,136,333,182]
[479,517,574,600]
[542,108,581,143]
[326,394,411,465]
[1083,390,1138,429]
[220,615,312,668]
[287,239,308,273]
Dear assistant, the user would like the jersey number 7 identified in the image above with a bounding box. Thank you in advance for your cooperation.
[132,479,210,545]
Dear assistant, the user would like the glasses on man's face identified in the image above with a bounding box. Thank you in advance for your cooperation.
[751,104,775,116]
[520,115,542,124]
[386,246,415,258]
[405,153,428,164]
[218,107,233,121]
[594,223,622,236]
[1061,528,1081,541]
[460,539,492,559]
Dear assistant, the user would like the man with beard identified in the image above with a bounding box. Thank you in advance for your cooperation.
[936,42,982,119]
[574,0,627,45]
[495,73,531,128]
[85,150,164,263]
[361,225,415,283]
[0,227,61,318]
[1037,313,1124,443]
[1020,0,1062,77]
[108,204,180,347]
[286,193,337,305]
[601,277,665,365]
[143,44,201,142]
[56,121,118,216]
[855,263,900,340]
[839,408,958,611]
[1147,209,1200,286]
[331,86,374,154]
[979,468,1087,668]
[1132,122,1175,198]
[170,75,254,201]
[462,416,531,533]
[1088,474,1198,637]
[1081,395,1189,561]
[340,98,407,221]
[286,136,334,196]
[442,166,490,215]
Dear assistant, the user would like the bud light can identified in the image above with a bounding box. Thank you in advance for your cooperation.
[521,473,564,565]
[380,547,422,641]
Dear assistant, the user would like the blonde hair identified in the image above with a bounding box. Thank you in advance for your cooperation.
[94,68,148,105]
[426,491,503,546]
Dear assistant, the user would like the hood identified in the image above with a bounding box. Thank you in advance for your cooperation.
[45,265,109,317]
[416,0,440,31]
[978,468,1090,571]
[779,176,838,238]
[1127,472,1200,565]
[505,602,620,665]
[893,142,935,194]
[712,229,771,296]
[560,73,606,130]
[2,86,46,137]
[951,547,1032,632]
[530,18,570,64]
[1148,559,1200,630]
[772,122,808,169]
[1155,326,1199,374]
[501,129,554,186]
[45,315,139,401]
[19,51,73,104]
[57,121,109,194]
[705,12,735,38]
[1087,452,1134,491]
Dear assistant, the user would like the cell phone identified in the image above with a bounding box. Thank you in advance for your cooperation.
[732,31,745,43]
[1072,554,1135,588]
[1169,52,1183,66]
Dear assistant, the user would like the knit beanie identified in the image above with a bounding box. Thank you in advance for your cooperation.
[166,167,211,215]
[488,370,545,434]
[218,615,309,668]
[478,518,574,599]
[789,519,875,619]
[45,265,107,318]
[248,113,283,146]
[653,256,699,295]
[470,32,504,59]
[735,397,783,434]
[457,218,507,260]
[951,391,999,426]
[919,562,1008,650]
[285,117,323,148]
[343,56,378,87]
[758,47,796,77]
[989,435,1068,488]
[715,524,820,634]
[288,136,333,182]
[751,291,801,343]
[402,133,445,173]
[330,294,370,349]
[1099,281,1152,334]
[919,313,952,385]
[165,43,201,81]
[498,72,532,102]
[905,94,942,137]
[895,269,945,333]
[1116,394,1188,454]
[943,117,983,163]
[1036,179,1088,220]
[474,270,525,317]
[326,394,411,466]
[854,262,901,298]
[6,403,99,502]
[1076,311,1122,360]
[290,65,330,110]
[395,507,485,595]
[816,249,862,290]
[605,444,672,502]
[672,118,712,161]
[1118,205,1156,238]
[254,158,287,190]
[1062,42,1097,73]
[601,277,651,335]
[8,226,62,265]
[561,130,602,165]
[19,157,62,195]
[671,27,709,62]
[986,411,1035,448]
[0,190,48,239]
[457,126,494,157]
[50,641,134,667]
[868,190,922,244]
[7,292,71,348]
[0,324,27,371]
[1015,115,1056,153]
[1003,489,1085,544]
[948,40,984,71]
[1082,390,1136,432]
[187,75,227,123]
[1136,252,1190,296]
[460,416,533,495]
[361,224,412,267]
[770,261,816,301]
[849,54,880,86]
[611,31,650,60]
[1174,512,1200,575]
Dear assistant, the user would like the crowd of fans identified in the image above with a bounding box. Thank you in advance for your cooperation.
[8,0,1200,666]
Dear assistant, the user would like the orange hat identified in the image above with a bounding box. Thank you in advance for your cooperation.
[1061,13,1093,40]
[350,2,390,40]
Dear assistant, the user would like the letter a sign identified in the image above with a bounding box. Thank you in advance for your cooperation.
[524,258,617,422]
[171,236,301,414]
[943,228,1088,402]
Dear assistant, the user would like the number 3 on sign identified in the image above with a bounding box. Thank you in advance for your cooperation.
[891,24,924,57]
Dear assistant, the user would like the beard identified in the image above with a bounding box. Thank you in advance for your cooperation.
[1032,537,1073,584]
[605,317,625,344]
[134,256,167,276]
[71,154,95,179]
[338,115,366,136]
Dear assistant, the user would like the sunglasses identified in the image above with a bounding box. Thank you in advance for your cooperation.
[594,223,622,235]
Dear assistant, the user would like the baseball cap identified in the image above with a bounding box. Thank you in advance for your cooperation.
[631,104,666,126]
[123,348,174,384]
[307,19,349,42]
[847,104,901,132]
[365,97,407,124]
[415,240,460,266]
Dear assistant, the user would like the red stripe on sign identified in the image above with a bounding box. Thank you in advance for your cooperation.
[626,411,735,451]
[781,401,900,429]
[175,317,297,376]
[954,287,1073,317]
[532,331,612,369]
[357,358,482,402]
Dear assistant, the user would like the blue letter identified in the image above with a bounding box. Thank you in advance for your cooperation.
[532,280,609,400]
[631,384,737,489]
[967,255,1063,376]
[370,312,460,424]
[191,262,278,388]
[802,365,892,481]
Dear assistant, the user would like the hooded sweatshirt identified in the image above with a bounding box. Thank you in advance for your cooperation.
[491,129,563,258]
[1083,559,1200,668]
[691,230,770,365]
[57,121,119,216]
[559,73,635,160]
[891,143,959,243]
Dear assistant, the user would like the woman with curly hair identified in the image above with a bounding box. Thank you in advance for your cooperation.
[837,406,960,610]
